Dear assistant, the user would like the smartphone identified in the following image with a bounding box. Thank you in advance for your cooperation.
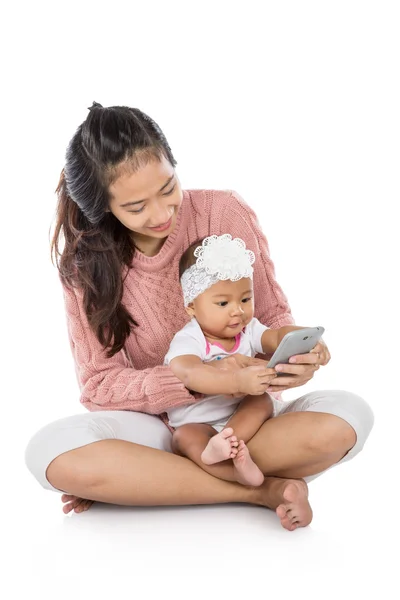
[267,326,325,375]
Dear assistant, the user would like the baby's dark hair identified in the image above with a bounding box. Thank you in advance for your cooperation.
[179,238,206,280]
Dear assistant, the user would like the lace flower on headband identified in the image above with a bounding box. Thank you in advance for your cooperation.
[181,234,255,306]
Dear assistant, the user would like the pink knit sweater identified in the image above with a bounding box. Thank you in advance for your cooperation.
[62,190,294,427]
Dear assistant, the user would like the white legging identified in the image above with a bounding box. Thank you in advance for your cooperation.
[25,389,374,493]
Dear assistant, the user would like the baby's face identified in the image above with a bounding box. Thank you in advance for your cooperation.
[189,278,254,339]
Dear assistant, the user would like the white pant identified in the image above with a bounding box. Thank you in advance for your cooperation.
[25,389,374,493]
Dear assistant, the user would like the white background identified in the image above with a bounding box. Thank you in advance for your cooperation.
[1,1,399,598]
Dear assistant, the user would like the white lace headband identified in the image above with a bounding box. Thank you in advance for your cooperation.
[180,234,255,306]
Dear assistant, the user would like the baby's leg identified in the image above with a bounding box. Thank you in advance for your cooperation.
[226,393,273,444]
[172,423,261,485]
[172,423,264,486]
[218,394,273,487]
[172,424,237,463]
[171,424,214,458]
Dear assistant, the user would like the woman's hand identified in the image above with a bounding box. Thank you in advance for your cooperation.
[265,340,331,392]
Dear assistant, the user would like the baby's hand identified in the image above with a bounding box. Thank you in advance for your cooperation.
[235,366,277,396]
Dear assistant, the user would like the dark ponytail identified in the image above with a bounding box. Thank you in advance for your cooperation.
[51,102,177,357]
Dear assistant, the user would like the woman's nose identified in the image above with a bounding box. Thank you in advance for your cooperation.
[149,202,173,227]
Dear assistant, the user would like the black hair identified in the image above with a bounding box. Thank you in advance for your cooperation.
[51,102,177,357]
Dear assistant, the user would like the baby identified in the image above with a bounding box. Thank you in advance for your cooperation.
[164,234,299,487]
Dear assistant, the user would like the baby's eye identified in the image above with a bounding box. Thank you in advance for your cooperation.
[217,302,228,307]
[242,297,252,303]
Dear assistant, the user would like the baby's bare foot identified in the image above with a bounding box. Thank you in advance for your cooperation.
[232,440,264,486]
[201,427,238,465]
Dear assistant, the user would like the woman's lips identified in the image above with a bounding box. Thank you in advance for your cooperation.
[148,215,173,232]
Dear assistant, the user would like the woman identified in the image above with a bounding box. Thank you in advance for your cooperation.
[25,102,374,531]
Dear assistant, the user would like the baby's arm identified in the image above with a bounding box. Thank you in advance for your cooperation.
[261,325,306,355]
[169,355,240,395]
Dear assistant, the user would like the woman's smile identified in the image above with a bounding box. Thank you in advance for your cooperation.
[148,214,173,231]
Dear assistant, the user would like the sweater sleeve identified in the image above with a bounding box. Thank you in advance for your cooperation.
[219,190,295,329]
[62,283,197,414]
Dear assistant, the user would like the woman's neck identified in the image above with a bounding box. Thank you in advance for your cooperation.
[132,235,167,257]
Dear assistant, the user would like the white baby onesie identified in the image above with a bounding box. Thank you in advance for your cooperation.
[164,317,268,428]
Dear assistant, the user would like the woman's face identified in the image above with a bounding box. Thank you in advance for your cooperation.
[108,154,183,255]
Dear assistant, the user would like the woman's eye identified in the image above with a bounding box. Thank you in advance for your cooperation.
[128,185,176,213]
[163,185,176,196]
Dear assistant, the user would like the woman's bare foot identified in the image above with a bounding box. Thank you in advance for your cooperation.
[256,477,313,531]
[61,494,94,515]
[232,440,264,486]
[201,427,238,465]
[275,480,313,531]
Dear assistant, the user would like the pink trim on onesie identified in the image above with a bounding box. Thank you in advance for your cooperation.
[205,331,243,356]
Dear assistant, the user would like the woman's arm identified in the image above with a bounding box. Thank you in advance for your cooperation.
[169,355,275,396]
[218,191,324,392]
[62,284,198,414]
[220,190,295,331]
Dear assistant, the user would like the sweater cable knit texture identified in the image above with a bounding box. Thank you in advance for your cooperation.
[62,190,294,428]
